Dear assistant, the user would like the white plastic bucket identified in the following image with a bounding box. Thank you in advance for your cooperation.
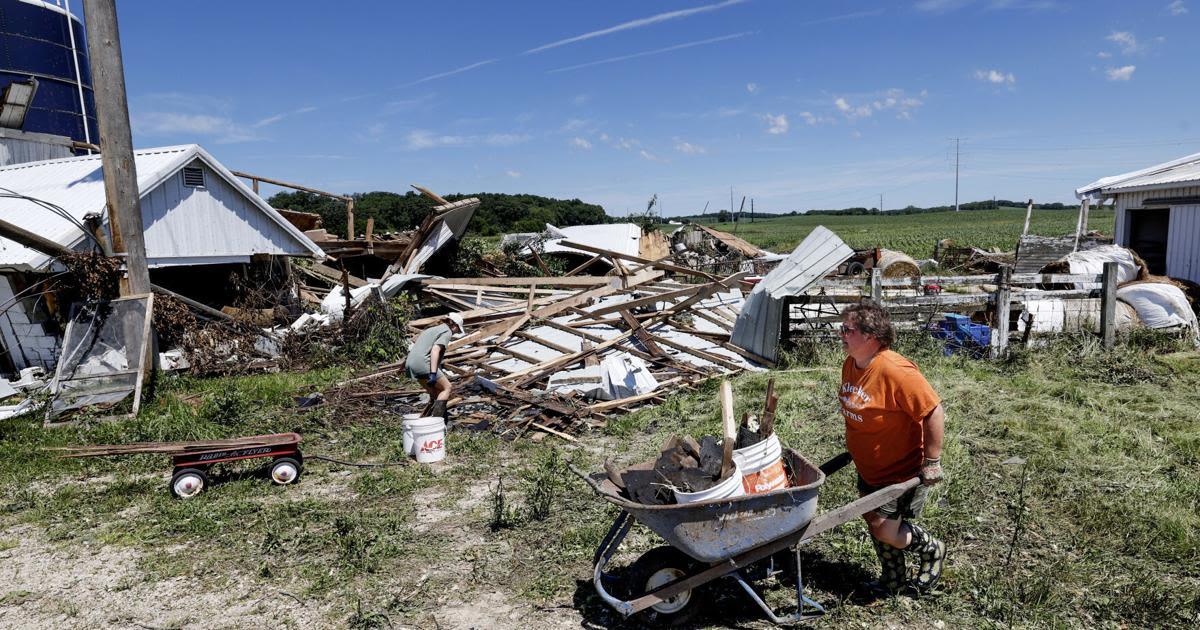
[674,461,746,504]
[410,416,446,464]
[733,434,788,494]
[401,413,422,457]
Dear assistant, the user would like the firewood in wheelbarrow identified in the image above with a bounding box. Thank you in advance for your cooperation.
[698,436,723,478]
[603,458,626,491]
[760,393,779,439]
[621,468,675,505]
[678,435,703,461]
[660,466,720,493]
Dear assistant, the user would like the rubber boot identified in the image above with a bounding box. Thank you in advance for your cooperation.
[429,399,448,420]
[869,537,908,595]
[904,523,946,592]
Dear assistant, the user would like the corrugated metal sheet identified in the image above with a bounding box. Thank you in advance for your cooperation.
[0,136,72,167]
[0,144,324,270]
[1167,205,1200,283]
[1077,151,1200,197]
[543,222,643,258]
[731,226,853,362]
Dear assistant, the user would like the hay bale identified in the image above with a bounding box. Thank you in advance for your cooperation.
[877,249,920,278]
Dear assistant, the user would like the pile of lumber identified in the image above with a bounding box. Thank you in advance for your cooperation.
[340,245,768,441]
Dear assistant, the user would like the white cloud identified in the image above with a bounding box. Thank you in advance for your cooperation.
[570,137,593,150]
[524,0,750,54]
[1166,1,1188,15]
[834,89,924,120]
[762,113,789,134]
[572,94,592,106]
[614,137,640,150]
[1106,65,1136,81]
[547,32,755,74]
[357,122,388,143]
[799,111,835,126]
[506,170,522,179]
[561,118,590,132]
[973,68,1015,85]
[1106,31,1141,55]
[916,0,1063,11]
[403,129,531,150]
[134,112,261,144]
[1097,51,1112,59]
[675,141,707,155]
[251,105,320,128]
[851,130,863,139]
[746,82,760,94]
[639,149,662,162]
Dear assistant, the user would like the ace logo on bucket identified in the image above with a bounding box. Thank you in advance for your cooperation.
[419,438,443,454]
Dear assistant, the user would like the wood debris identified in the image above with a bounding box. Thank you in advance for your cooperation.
[336,242,765,441]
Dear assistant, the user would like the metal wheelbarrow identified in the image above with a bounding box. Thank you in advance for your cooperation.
[572,449,920,626]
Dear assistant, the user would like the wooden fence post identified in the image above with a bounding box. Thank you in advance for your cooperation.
[993,266,1012,358]
[1100,261,1117,349]
[870,268,882,303]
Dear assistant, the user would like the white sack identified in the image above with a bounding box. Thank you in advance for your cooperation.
[1062,245,1139,290]
[1117,283,1199,333]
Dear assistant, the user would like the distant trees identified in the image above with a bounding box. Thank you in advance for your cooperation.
[266,190,609,238]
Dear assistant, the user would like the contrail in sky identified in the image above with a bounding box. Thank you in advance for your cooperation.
[547,31,756,74]
[525,0,751,54]
[400,59,498,88]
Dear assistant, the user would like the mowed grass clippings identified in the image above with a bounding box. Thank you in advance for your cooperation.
[1,339,1198,626]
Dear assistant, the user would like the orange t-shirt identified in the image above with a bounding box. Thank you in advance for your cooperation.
[839,350,941,486]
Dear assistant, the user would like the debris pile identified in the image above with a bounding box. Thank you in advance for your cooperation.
[670,224,777,276]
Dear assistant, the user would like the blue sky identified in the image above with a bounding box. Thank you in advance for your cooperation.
[101,0,1199,217]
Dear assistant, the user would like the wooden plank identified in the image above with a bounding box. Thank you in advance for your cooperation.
[500,330,637,386]
[310,262,367,288]
[557,240,719,281]
[646,332,745,371]
[1100,261,1117,350]
[620,310,667,357]
[587,284,706,318]
[585,377,683,412]
[530,421,579,442]
[720,381,735,478]
[992,266,1011,358]
[565,254,604,277]
[423,276,613,288]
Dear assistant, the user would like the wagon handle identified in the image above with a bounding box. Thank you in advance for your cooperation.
[569,463,605,493]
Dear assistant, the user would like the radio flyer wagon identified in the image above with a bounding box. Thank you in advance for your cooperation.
[573,449,920,626]
[51,432,304,499]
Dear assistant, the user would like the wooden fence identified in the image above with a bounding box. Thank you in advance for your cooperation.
[782,261,1121,356]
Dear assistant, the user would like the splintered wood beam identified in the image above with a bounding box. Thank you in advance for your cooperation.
[511,331,578,355]
[495,313,531,344]
[620,310,667,357]
[411,184,449,206]
[422,276,612,288]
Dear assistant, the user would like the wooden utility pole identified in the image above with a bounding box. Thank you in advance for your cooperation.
[1100,261,1117,350]
[1021,199,1034,238]
[83,0,150,295]
[992,265,1012,358]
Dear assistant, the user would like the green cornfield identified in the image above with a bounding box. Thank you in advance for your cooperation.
[704,207,1115,257]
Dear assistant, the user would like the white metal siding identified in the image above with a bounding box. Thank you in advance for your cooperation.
[1167,205,1200,284]
[1112,185,1200,246]
[141,161,315,263]
[0,137,72,167]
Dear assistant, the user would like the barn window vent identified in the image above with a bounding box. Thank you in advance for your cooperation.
[182,167,205,188]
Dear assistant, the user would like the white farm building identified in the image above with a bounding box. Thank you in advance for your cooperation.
[1077,152,1200,283]
[0,144,325,373]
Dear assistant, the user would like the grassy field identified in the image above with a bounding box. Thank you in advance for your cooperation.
[0,332,1197,628]
[699,207,1115,255]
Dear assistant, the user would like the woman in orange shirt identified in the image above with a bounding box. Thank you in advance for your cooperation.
[839,300,947,594]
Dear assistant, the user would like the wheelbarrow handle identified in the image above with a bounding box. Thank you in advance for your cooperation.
[818,452,853,476]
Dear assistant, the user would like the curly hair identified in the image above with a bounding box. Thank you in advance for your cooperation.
[843,299,895,348]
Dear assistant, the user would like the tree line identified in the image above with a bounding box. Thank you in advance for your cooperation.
[268,190,610,238]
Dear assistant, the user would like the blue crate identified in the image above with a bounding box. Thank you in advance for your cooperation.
[931,314,991,357]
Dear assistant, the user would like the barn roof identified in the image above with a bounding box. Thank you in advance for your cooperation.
[1076,151,1200,199]
[0,144,325,270]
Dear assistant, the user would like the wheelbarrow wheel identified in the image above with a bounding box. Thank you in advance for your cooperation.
[627,546,705,627]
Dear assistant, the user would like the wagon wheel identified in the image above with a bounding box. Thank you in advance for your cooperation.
[269,457,302,485]
[626,546,706,627]
[170,467,208,499]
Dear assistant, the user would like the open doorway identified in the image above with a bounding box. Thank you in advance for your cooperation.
[1126,208,1170,274]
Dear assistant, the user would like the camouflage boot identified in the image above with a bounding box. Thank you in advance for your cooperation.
[870,537,908,594]
[429,399,448,420]
[904,523,946,592]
